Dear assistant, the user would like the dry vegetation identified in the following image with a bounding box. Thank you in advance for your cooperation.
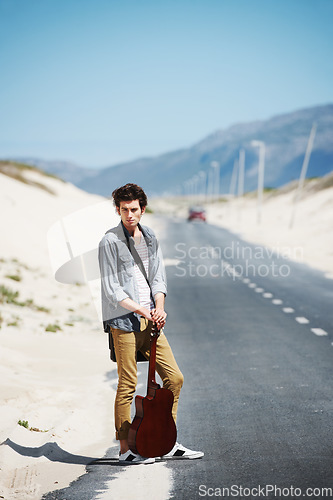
[0,160,62,195]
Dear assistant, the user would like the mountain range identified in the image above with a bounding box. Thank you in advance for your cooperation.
[8,104,333,197]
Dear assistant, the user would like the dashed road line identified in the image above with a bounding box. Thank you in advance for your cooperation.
[311,328,328,337]
[227,262,330,345]
[295,317,310,324]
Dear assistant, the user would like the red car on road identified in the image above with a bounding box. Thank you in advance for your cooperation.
[187,206,206,222]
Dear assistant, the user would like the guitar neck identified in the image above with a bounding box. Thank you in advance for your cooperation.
[147,333,158,390]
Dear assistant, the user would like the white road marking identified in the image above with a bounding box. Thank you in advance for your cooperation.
[311,328,328,337]
[283,307,295,313]
[295,317,310,324]
[163,258,181,266]
[240,274,329,344]
[96,463,172,500]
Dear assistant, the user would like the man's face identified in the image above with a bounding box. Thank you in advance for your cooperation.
[117,199,145,231]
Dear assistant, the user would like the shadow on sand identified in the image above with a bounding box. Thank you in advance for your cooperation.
[1,439,120,466]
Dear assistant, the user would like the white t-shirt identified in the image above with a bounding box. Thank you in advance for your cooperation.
[134,236,154,311]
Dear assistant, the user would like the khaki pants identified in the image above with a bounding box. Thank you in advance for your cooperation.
[111,317,184,441]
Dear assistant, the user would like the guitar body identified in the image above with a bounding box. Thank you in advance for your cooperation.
[128,385,177,457]
[128,331,177,458]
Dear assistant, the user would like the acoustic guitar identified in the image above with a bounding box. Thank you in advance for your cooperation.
[128,326,177,458]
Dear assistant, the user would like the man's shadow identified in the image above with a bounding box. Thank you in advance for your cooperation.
[1,438,120,466]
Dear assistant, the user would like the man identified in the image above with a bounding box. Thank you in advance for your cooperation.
[98,183,204,464]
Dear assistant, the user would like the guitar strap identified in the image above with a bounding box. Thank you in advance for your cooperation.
[107,223,156,363]
[104,222,159,363]
[122,223,162,342]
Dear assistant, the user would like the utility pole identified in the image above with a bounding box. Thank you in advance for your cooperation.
[238,148,245,197]
[289,122,317,228]
[251,140,266,224]
[229,158,238,196]
[211,161,220,200]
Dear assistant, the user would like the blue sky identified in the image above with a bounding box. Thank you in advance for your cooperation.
[0,0,332,168]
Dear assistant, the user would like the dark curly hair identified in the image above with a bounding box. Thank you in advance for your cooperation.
[112,183,148,210]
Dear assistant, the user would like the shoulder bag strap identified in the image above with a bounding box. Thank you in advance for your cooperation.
[123,229,156,309]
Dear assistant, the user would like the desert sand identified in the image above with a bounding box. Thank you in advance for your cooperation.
[205,174,333,278]
[0,168,172,500]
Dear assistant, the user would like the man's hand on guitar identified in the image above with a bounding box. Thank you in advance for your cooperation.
[151,308,167,331]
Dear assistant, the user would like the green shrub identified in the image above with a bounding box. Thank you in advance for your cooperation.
[0,285,22,305]
[7,321,19,327]
[45,323,62,333]
[18,419,48,432]
[0,284,50,312]
[35,305,50,313]
[18,420,29,429]
[5,274,22,282]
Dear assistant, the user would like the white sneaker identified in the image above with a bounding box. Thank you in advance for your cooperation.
[119,450,155,465]
[160,442,204,460]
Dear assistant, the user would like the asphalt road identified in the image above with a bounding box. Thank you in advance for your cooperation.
[43,216,333,500]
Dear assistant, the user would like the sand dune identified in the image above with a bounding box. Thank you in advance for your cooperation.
[205,172,333,277]
[0,167,172,499]
[0,168,115,498]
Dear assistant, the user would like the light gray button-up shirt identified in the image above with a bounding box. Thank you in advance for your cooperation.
[98,221,167,333]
